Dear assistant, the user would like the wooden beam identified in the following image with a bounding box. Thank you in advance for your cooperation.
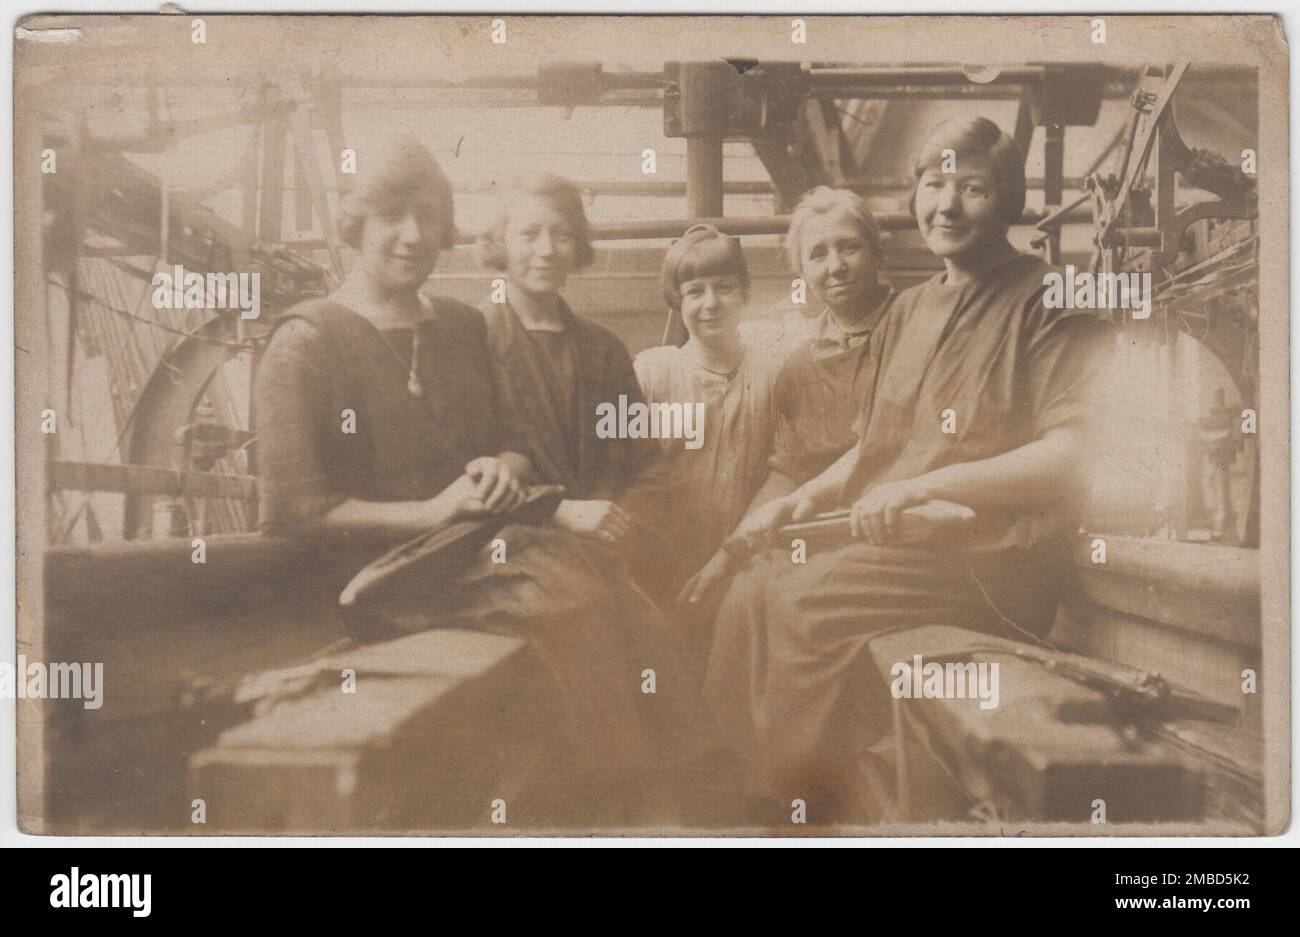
[316,64,349,192]
[293,147,312,233]
[258,119,288,243]
[287,101,342,275]
[240,123,259,240]
[1013,90,1035,160]
[49,461,257,501]
[285,206,1079,251]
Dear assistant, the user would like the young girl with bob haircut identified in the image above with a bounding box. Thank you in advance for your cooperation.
[630,224,781,611]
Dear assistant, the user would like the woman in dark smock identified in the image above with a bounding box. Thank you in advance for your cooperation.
[254,136,690,805]
[703,118,1114,817]
[766,188,896,489]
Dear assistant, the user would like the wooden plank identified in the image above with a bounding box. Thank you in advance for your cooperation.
[1069,570,1258,647]
[1071,534,1258,597]
[287,99,343,275]
[48,460,257,500]
[42,594,347,833]
[1064,536,1261,671]
[292,147,312,232]
[1052,602,1258,713]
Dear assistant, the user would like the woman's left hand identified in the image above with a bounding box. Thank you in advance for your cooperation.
[464,457,526,514]
[850,479,928,545]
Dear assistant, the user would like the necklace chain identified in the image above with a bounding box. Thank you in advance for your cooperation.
[406,327,422,397]
[376,321,423,398]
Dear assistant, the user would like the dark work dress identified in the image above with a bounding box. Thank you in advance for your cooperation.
[479,297,661,503]
[767,295,895,486]
[254,296,692,786]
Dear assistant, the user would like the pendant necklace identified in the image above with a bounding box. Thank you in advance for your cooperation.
[377,323,423,398]
[375,298,427,398]
[405,326,423,398]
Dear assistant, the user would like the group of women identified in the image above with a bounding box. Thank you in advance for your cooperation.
[254,116,1113,826]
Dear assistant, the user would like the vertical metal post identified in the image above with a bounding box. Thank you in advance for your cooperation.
[1043,123,1065,265]
[1165,333,1188,541]
[686,133,724,218]
[665,60,735,344]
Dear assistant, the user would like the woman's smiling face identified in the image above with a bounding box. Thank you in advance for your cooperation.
[914,153,1007,262]
[797,208,882,317]
[678,273,747,345]
[358,186,442,292]
[502,194,579,297]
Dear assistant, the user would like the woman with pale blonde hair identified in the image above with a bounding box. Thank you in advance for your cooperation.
[478,171,656,546]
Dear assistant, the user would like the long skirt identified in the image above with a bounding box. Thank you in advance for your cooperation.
[355,522,699,791]
[702,540,1059,805]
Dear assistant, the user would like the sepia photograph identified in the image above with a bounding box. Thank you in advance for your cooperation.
[10,12,1290,839]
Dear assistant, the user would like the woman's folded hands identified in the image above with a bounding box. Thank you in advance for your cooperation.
[424,458,527,527]
[465,456,528,514]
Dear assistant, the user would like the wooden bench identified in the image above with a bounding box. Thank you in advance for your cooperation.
[1051,534,1264,830]
[861,535,1263,832]
[188,629,554,834]
[39,534,558,833]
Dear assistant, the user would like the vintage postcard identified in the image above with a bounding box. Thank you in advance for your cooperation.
[11,13,1289,836]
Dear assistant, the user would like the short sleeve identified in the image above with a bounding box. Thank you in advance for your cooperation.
[1025,306,1115,437]
[632,345,671,404]
[254,320,351,534]
[766,357,805,481]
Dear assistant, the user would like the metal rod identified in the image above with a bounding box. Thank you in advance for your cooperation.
[806,63,1255,87]
[575,180,774,198]
[811,87,1026,101]
[808,66,1046,87]
[285,207,1086,250]
[1034,192,1091,232]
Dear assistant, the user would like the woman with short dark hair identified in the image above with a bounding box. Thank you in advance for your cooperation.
[703,118,1114,820]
